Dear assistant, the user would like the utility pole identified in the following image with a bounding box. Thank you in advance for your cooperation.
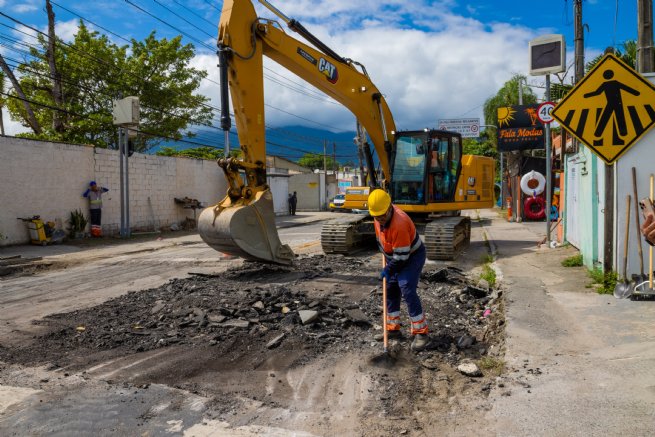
[573,0,583,157]
[603,46,615,273]
[113,96,139,238]
[574,0,584,84]
[638,0,654,73]
[332,142,336,175]
[323,140,328,210]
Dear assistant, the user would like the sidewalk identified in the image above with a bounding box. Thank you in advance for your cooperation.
[0,211,339,264]
[480,208,655,436]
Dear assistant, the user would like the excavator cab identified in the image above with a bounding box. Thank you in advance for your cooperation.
[390,130,462,206]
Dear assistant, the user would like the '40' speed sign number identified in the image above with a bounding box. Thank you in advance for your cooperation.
[537,101,555,124]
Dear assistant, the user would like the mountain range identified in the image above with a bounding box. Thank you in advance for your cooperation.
[158,125,359,164]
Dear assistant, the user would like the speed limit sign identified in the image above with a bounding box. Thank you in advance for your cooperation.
[537,101,555,124]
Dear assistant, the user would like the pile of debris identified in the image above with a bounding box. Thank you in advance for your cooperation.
[0,254,504,371]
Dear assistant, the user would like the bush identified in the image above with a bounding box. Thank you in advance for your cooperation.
[480,264,496,288]
[588,268,617,294]
[562,254,583,267]
[68,209,88,236]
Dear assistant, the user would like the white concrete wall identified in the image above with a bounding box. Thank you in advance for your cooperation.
[289,173,322,211]
[0,137,227,245]
[614,73,655,278]
[267,168,290,215]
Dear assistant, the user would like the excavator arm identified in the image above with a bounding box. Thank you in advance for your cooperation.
[198,0,396,264]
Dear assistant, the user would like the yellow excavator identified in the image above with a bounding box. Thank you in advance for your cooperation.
[198,0,495,265]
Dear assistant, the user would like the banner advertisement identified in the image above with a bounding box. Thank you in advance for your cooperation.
[497,105,545,151]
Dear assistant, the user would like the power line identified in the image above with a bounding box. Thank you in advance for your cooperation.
[123,0,215,51]
[150,0,216,40]
[2,37,344,151]
[170,0,217,28]
[49,1,132,45]
[39,4,347,125]
[0,9,356,155]
[200,0,222,13]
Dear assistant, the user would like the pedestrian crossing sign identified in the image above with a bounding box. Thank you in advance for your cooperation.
[552,53,655,164]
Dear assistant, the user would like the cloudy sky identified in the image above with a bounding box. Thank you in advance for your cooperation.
[0,0,639,139]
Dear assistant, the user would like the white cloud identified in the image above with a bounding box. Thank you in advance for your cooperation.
[191,1,541,134]
[1,108,30,136]
[3,0,551,142]
[12,1,38,14]
[54,19,81,42]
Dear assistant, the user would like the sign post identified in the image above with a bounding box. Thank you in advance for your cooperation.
[529,34,565,246]
[438,118,480,138]
[544,79,553,244]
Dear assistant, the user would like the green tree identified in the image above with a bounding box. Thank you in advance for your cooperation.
[463,134,497,158]
[156,146,241,160]
[483,74,537,127]
[586,40,636,72]
[552,41,637,104]
[7,21,212,151]
[298,153,338,171]
[0,71,5,135]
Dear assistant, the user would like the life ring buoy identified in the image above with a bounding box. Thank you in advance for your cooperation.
[520,170,546,196]
[524,196,546,220]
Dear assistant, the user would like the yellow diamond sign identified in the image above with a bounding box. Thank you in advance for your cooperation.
[552,53,655,164]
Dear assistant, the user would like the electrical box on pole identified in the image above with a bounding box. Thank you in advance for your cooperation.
[112,96,140,125]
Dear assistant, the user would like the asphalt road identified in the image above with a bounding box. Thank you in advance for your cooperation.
[4,209,654,436]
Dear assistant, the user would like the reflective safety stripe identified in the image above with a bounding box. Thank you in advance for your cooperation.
[392,244,411,261]
[410,313,425,322]
[411,326,428,335]
[410,313,428,335]
[90,199,102,204]
[391,232,423,261]
[387,312,401,330]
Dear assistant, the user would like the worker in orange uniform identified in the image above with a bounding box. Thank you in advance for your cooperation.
[368,189,430,352]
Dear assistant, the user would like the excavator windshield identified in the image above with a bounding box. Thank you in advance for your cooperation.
[392,133,427,205]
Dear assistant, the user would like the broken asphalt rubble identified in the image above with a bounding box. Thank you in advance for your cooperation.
[0,255,504,378]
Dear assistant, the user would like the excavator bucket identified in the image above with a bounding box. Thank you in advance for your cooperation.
[198,189,294,265]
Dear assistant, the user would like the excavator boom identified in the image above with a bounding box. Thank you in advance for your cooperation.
[199,0,396,264]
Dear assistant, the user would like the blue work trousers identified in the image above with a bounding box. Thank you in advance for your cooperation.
[386,244,426,321]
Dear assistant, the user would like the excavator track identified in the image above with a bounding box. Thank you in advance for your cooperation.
[321,215,375,254]
[423,216,471,261]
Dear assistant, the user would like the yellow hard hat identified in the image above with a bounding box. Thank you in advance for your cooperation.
[368,189,391,217]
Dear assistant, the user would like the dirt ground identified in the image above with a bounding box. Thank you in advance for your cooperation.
[0,247,505,436]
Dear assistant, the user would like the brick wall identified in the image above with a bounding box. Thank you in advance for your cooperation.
[0,137,227,245]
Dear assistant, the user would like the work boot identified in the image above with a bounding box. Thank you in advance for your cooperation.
[411,334,430,352]
[374,330,403,342]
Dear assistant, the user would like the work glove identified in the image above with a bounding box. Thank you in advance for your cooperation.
[378,268,391,282]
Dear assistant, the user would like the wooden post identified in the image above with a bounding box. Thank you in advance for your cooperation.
[604,163,614,272]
